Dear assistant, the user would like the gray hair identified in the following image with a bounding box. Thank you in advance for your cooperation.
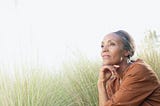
[114,30,135,58]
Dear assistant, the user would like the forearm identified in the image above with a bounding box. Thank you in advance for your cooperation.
[97,80,108,106]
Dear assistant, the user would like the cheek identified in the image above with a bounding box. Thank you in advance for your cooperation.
[112,54,124,65]
[113,49,124,59]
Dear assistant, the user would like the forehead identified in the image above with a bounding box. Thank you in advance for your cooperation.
[102,33,122,43]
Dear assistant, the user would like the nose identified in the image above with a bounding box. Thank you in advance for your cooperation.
[102,45,109,52]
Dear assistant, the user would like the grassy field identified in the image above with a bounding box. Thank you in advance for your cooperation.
[0,31,159,106]
[0,56,100,106]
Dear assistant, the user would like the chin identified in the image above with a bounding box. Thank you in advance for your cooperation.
[103,61,114,65]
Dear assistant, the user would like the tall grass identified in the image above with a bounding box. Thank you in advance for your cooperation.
[0,56,101,106]
[137,30,160,78]
[61,55,100,106]
[0,30,159,106]
[0,66,70,106]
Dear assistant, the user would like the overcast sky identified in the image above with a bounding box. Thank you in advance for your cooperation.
[0,0,160,69]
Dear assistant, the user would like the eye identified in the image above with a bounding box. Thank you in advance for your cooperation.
[109,42,116,46]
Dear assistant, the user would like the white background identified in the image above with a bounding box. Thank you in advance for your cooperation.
[0,0,160,70]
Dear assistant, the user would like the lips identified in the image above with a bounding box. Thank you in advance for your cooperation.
[102,54,111,59]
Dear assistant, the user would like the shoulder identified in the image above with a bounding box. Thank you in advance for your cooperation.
[123,59,159,84]
[125,59,154,75]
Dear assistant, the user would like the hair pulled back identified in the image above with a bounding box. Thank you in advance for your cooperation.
[114,30,135,58]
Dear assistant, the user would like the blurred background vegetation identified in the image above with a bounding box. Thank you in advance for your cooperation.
[137,30,160,77]
[0,30,159,106]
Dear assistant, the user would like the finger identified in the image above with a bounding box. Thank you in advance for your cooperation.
[101,66,112,72]
[113,65,120,69]
[101,67,115,76]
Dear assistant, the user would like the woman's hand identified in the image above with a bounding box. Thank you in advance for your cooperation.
[98,64,119,83]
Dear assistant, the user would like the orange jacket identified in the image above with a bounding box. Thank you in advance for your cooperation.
[105,59,160,106]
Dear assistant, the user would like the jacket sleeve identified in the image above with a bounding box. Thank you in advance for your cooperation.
[104,64,159,106]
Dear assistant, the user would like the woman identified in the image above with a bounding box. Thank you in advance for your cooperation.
[98,30,160,106]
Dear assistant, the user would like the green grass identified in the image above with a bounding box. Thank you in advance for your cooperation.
[0,66,70,106]
[0,56,101,106]
[61,55,100,106]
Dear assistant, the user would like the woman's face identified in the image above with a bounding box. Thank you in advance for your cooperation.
[101,33,126,65]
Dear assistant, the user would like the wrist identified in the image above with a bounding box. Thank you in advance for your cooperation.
[97,80,107,94]
[97,80,107,87]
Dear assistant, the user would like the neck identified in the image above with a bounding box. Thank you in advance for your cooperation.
[117,58,131,79]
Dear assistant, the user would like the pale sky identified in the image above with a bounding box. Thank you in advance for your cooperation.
[0,0,160,70]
